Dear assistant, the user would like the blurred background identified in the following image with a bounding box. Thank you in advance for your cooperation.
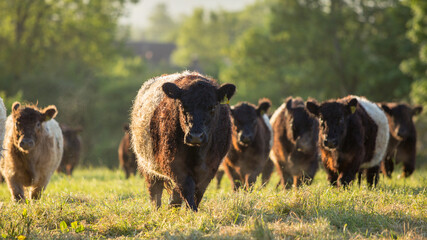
[0,0,426,168]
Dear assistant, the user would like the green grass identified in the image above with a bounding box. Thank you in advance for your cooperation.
[0,166,426,239]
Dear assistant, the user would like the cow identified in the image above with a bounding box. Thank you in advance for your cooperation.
[0,102,63,201]
[270,97,319,188]
[130,71,235,211]
[306,96,389,187]
[0,97,6,183]
[220,99,273,190]
[118,124,137,179]
[57,124,82,176]
[379,103,422,178]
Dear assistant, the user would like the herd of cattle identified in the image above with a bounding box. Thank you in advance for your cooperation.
[0,71,422,211]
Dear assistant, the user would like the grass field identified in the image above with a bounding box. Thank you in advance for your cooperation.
[0,165,426,239]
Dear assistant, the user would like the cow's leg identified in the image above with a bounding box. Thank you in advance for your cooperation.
[195,178,212,208]
[395,140,415,178]
[223,164,242,191]
[169,188,182,207]
[182,175,197,211]
[125,166,131,179]
[366,166,380,188]
[245,172,258,190]
[292,175,301,188]
[261,159,275,187]
[30,186,44,200]
[5,177,25,202]
[357,170,362,187]
[145,174,164,208]
[274,162,291,189]
[381,155,394,178]
[339,170,357,188]
[325,167,338,186]
[215,169,225,189]
[66,164,72,176]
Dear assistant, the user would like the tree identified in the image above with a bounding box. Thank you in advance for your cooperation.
[220,0,415,106]
[142,3,178,42]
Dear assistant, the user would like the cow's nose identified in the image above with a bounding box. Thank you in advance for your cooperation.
[20,138,35,150]
[324,139,338,149]
[239,134,252,144]
[186,132,206,146]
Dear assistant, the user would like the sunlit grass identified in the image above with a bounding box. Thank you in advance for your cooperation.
[0,166,425,239]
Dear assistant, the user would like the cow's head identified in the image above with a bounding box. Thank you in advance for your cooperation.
[306,98,358,150]
[230,99,271,147]
[12,102,58,152]
[162,79,235,147]
[380,103,422,140]
[285,97,317,153]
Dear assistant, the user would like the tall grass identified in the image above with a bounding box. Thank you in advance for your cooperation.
[0,166,425,239]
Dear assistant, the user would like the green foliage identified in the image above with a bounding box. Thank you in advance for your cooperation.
[0,168,425,238]
[172,3,268,78]
[142,3,179,42]
[221,0,415,106]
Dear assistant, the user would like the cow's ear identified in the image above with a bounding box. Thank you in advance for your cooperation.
[162,82,183,100]
[413,105,423,116]
[12,102,21,115]
[347,98,358,114]
[41,105,57,122]
[380,103,392,115]
[306,100,320,117]
[285,97,293,111]
[256,98,271,116]
[217,83,236,104]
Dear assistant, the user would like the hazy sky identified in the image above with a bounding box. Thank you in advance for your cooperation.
[119,0,256,28]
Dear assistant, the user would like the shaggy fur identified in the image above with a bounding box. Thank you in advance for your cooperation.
[270,97,319,188]
[130,71,235,211]
[0,103,63,201]
[380,102,422,178]
[118,124,137,179]
[221,99,272,190]
[130,71,193,181]
[57,124,82,176]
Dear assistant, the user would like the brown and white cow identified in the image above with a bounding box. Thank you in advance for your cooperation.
[118,124,137,179]
[57,124,82,176]
[306,96,389,187]
[270,97,319,188]
[379,103,422,178]
[220,99,273,190]
[0,102,63,201]
[0,97,6,183]
[130,71,235,211]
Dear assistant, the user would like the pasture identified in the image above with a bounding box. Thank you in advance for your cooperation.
[0,166,425,239]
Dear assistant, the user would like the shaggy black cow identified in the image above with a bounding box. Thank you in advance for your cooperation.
[306,96,389,187]
[57,125,82,176]
[379,103,422,178]
[221,99,273,190]
[270,97,319,188]
[118,124,137,179]
[130,71,235,211]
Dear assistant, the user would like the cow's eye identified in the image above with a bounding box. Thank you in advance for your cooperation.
[209,106,216,115]
[36,122,41,128]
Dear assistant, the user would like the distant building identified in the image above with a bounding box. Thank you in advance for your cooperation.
[126,41,176,64]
